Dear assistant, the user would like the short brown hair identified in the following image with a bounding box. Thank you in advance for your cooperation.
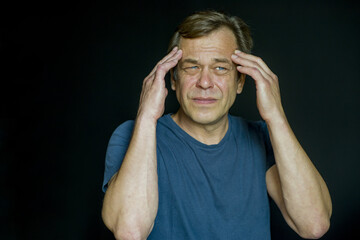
[168,10,253,80]
[168,10,253,53]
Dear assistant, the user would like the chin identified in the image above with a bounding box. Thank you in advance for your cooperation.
[188,111,226,125]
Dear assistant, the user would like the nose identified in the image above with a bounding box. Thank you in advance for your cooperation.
[196,68,214,89]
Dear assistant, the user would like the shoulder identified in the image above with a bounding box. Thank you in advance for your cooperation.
[155,114,176,135]
[108,120,135,146]
[113,120,134,134]
[229,115,271,144]
[110,114,172,138]
[229,115,265,133]
[109,114,172,144]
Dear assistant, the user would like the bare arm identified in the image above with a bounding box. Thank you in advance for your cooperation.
[231,50,332,239]
[102,48,182,240]
[265,125,332,239]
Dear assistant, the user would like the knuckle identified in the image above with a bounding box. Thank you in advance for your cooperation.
[144,74,153,82]
[263,79,271,86]
[156,60,162,67]
[157,64,166,71]
[251,67,259,74]
[256,56,263,63]
[258,78,270,87]
[252,68,264,79]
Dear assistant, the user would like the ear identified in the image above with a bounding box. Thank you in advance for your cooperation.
[236,73,245,94]
[170,69,176,91]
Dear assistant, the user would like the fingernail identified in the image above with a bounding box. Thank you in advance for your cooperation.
[232,54,238,58]
[235,50,241,54]
[173,46,178,51]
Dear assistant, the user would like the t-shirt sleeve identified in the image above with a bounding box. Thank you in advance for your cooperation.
[102,120,135,192]
[259,121,276,171]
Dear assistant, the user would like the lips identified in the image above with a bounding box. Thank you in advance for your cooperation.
[192,97,217,104]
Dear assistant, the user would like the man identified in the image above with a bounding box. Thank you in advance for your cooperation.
[101,11,332,240]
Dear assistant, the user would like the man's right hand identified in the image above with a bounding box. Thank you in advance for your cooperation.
[137,47,182,122]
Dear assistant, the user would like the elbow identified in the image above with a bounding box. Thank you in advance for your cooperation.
[298,217,330,239]
[102,210,150,240]
[113,220,154,240]
[113,227,144,240]
[103,218,146,240]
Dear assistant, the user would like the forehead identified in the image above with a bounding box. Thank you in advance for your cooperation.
[178,27,238,61]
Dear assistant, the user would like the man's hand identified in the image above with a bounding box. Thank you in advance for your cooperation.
[137,47,182,122]
[231,50,285,123]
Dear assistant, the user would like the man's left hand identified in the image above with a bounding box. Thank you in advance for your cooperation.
[231,50,285,123]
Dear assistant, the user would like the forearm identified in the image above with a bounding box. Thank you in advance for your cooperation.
[102,116,159,239]
[267,116,332,234]
[101,47,181,239]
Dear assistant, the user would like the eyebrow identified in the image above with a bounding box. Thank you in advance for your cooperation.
[213,58,232,64]
[181,58,199,64]
[181,58,232,65]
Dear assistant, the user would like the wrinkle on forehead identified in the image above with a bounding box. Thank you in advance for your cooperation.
[178,27,238,62]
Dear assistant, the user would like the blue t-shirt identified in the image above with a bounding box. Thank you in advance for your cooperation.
[102,114,275,239]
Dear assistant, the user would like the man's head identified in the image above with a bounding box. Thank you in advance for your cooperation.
[168,10,253,81]
[169,11,253,126]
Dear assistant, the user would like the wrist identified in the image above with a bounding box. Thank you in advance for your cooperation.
[135,112,158,129]
[264,115,293,141]
[263,108,288,128]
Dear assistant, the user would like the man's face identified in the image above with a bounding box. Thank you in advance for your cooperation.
[172,27,244,126]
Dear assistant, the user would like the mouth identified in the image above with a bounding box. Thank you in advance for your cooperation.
[192,97,218,104]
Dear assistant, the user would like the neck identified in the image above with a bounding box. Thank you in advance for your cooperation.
[171,109,229,145]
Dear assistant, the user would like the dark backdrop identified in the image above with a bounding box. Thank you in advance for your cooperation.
[1,0,359,239]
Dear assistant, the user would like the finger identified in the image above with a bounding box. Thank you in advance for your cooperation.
[153,57,181,84]
[159,46,179,64]
[231,53,272,81]
[150,50,182,82]
[234,50,277,79]
[145,49,182,83]
[236,66,268,86]
[143,73,155,87]
[146,47,179,79]
[163,49,182,66]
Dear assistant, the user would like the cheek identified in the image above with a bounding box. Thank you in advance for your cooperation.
[175,80,191,102]
[216,79,239,103]
[177,77,197,94]
[216,77,236,92]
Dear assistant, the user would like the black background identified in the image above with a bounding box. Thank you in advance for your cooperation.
[1,0,359,239]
